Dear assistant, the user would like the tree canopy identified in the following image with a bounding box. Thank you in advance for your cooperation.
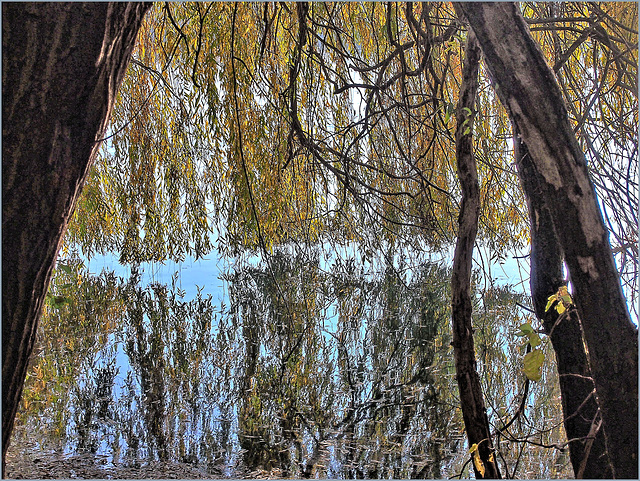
[61,1,640,476]
[69,3,636,290]
[4,2,637,478]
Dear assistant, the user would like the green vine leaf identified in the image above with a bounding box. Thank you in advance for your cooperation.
[45,292,70,309]
[516,322,541,347]
[58,263,73,275]
[523,348,545,381]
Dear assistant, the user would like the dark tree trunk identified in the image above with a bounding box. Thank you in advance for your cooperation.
[514,130,612,478]
[2,2,151,472]
[451,30,501,479]
[457,3,637,478]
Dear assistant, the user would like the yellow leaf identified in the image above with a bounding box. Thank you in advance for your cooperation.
[545,294,557,312]
[473,449,486,477]
[547,286,573,314]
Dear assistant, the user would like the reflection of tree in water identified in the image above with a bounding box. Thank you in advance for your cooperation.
[12,250,568,477]
[11,258,125,452]
[12,260,228,470]
[225,249,463,477]
[12,251,467,476]
[334,257,463,479]
[229,251,320,475]
[116,268,225,467]
[71,358,118,454]
[123,274,170,461]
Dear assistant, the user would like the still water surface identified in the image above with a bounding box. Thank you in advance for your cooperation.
[10,248,564,478]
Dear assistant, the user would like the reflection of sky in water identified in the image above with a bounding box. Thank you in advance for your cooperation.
[86,253,227,303]
[10,245,580,478]
[61,253,234,466]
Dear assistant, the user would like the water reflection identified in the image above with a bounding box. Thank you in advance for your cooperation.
[12,249,481,477]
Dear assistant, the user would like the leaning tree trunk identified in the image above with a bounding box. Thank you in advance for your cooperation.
[2,2,151,472]
[514,130,612,478]
[457,3,638,478]
[451,30,501,479]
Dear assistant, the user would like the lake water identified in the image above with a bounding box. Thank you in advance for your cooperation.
[7,247,576,478]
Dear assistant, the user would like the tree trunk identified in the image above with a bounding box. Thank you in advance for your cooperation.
[2,2,151,472]
[451,30,501,479]
[458,3,638,478]
[514,129,612,478]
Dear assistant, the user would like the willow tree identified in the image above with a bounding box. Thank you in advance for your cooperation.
[3,2,637,478]
[80,2,634,477]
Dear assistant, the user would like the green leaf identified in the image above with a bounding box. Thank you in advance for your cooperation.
[516,323,541,346]
[529,332,542,348]
[519,323,534,335]
[560,293,573,306]
[46,294,70,309]
[523,349,545,381]
[59,264,73,275]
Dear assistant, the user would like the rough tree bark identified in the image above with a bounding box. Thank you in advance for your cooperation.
[451,31,501,479]
[2,2,151,472]
[515,130,612,478]
[457,3,637,478]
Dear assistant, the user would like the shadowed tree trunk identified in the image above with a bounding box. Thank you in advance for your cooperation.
[451,30,501,479]
[2,2,151,472]
[457,3,637,478]
[514,129,612,478]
